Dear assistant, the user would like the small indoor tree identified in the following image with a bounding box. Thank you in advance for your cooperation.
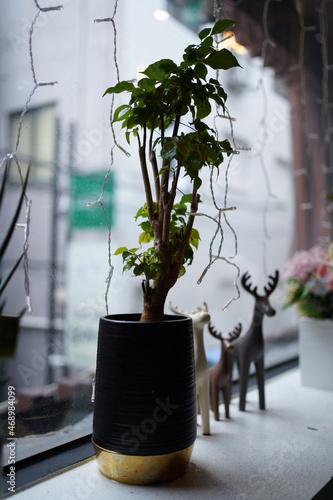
[104,19,240,322]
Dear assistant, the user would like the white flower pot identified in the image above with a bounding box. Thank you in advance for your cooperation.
[299,317,333,391]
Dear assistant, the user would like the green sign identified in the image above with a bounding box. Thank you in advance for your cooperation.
[70,171,114,229]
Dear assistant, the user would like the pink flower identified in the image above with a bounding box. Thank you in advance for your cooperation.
[310,245,329,266]
[324,272,333,292]
[284,244,330,284]
[284,242,333,318]
[317,263,328,278]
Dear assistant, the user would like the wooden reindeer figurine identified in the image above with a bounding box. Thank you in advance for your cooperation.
[231,270,279,412]
[168,300,211,435]
[208,322,242,421]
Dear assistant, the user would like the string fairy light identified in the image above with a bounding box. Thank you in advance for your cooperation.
[187,0,243,310]
[0,1,63,313]
[92,0,124,314]
[255,0,282,276]
[288,0,315,198]
[217,0,284,290]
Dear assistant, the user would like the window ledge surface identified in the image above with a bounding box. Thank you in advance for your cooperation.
[8,369,333,499]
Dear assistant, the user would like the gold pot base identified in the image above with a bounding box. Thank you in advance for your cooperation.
[92,439,194,485]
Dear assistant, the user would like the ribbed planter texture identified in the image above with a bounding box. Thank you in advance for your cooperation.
[92,314,197,485]
[299,317,333,391]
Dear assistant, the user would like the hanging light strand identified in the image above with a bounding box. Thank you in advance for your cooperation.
[93,0,123,314]
[256,0,281,276]
[0,1,63,313]
[317,0,333,242]
[190,0,243,310]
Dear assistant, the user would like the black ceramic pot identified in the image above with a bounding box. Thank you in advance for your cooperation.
[92,313,197,485]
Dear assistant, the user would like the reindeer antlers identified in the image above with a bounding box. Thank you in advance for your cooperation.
[208,322,223,340]
[168,300,188,316]
[208,321,242,343]
[228,322,242,341]
[168,300,208,316]
[241,270,279,298]
[264,270,279,296]
[241,272,259,298]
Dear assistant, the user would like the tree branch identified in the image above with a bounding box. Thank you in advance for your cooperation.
[175,184,200,263]
[170,159,181,199]
[161,190,175,246]
[139,125,155,224]
[148,127,160,206]
[172,105,182,138]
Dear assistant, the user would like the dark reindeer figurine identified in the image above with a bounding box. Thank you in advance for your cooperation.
[208,322,242,421]
[231,270,279,412]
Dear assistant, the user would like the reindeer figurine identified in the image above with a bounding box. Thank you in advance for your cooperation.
[168,300,211,435]
[208,322,242,421]
[231,270,279,412]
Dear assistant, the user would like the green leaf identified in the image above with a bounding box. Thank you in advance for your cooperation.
[205,48,240,70]
[200,35,214,49]
[181,193,193,204]
[137,77,157,90]
[220,139,233,154]
[196,98,211,120]
[194,176,202,190]
[216,85,228,101]
[161,140,177,162]
[211,19,236,36]
[196,42,214,61]
[112,104,131,123]
[123,261,134,272]
[189,228,200,249]
[178,266,186,278]
[139,231,153,244]
[194,63,208,80]
[139,221,151,231]
[135,205,148,220]
[133,262,147,277]
[114,246,128,255]
[185,46,199,65]
[122,251,133,261]
[198,27,211,40]
[158,165,170,176]
[103,80,135,97]
[141,59,177,80]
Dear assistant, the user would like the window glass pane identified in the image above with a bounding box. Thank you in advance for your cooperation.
[35,107,56,163]
[1,0,330,472]
[9,105,56,184]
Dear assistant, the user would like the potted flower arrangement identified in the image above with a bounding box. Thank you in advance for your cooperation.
[283,243,333,390]
[92,19,241,484]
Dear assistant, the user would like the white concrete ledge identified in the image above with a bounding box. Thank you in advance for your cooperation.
[11,369,333,499]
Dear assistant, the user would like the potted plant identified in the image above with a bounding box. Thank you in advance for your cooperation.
[283,243,333,390]
[92,19,240,484]
[0,163,29,359]
[0,163,29,494]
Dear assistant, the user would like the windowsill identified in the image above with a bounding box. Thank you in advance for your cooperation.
[7,368,333,499]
